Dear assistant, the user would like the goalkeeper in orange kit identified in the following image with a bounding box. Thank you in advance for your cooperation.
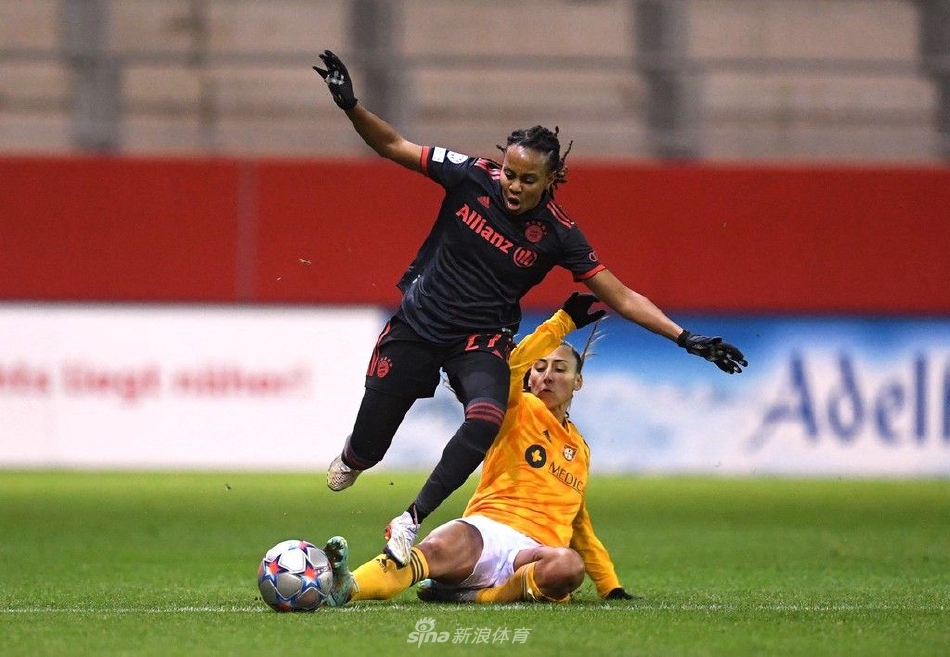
[320,293,635,605]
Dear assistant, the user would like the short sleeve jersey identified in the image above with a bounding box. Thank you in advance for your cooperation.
[395,146,605,344]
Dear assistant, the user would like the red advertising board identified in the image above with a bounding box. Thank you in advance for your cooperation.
[2,156,947,313]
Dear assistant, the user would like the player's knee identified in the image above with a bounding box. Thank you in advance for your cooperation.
[461,417,504,452]
[463,398,505,433]
[421,523,480,562]
[537,548,585,593]
[555,548,586,590]
[419,522,482,578]
[419,533,452,564]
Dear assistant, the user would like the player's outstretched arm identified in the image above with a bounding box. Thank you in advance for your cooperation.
[313,49,423,173]
[584,270,682,339]
[584,270,747,374]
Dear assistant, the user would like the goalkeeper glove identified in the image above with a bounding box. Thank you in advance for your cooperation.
[313,49,358,110]
[677,330,748,374]
[604,587,637,600]
[561,292,607,329]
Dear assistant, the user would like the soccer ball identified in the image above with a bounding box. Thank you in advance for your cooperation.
[257,539,334,612]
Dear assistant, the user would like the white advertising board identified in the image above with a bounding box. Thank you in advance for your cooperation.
[2,306,948,476]
[0,304,383,469]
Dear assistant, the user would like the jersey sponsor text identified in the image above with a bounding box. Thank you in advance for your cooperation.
[548,462,585,492]
[455,203,514,254]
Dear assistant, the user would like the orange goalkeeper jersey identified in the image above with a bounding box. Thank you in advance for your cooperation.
[463,309,621,597]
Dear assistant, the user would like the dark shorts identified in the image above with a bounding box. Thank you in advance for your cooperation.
[364,315,514,400]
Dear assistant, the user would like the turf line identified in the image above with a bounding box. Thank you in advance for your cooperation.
[1,603,945,614]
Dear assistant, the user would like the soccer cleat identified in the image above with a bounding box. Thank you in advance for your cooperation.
[383,510,419,567]
[322,536,356,607]
[327,454,362,491]
[416,579,476,603]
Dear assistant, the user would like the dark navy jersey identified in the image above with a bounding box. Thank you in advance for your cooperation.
[396,145,605,345]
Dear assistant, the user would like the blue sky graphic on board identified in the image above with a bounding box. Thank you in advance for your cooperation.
[392,312,950,476]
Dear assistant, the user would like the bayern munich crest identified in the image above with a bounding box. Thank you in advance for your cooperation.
[524,222,546,243]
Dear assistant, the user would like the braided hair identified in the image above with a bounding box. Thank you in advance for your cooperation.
[496,125,574,196]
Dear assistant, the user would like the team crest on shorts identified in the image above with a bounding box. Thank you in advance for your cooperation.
[563,445,577,461]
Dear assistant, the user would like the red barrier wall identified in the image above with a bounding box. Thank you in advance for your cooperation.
[2,156,948,313]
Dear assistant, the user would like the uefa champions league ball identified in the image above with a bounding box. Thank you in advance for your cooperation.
[257,539,334,611]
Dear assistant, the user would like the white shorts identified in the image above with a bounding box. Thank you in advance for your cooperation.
[455,515,542,589]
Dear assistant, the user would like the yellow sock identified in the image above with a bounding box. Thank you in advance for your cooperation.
[474,563,569,603]
[350,548,429,601]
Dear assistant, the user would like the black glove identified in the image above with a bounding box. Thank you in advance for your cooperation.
[562,292,607,329]
[604,587,636,600]
[677,330,748,374]
[312,49,357,110]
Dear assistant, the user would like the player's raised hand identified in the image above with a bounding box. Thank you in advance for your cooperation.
[312,49,357,110]
[677,330,747,374]
[562,292,607,329]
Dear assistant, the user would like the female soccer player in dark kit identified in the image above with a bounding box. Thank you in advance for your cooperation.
[312,49,746,567]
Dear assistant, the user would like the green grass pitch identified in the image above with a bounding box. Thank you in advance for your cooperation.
[1,471,947,655]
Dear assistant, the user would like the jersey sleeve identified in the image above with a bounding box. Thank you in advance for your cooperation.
[570,499,623,598]
[547,201,607,282]
[419,146,478,189]
[505,309,576,407]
